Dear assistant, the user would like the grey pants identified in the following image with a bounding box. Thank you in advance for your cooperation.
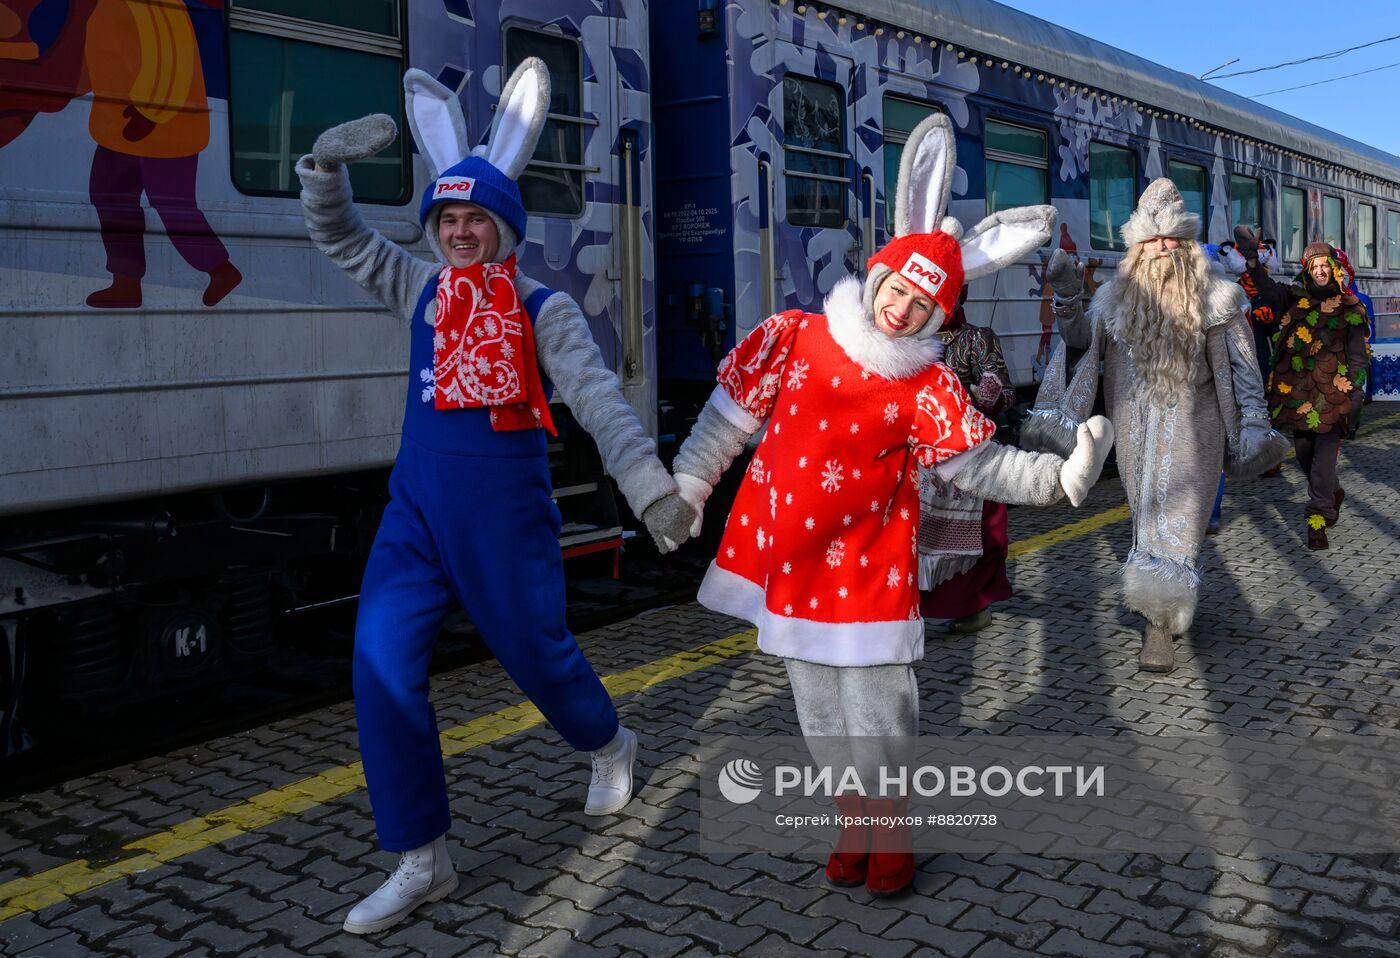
[785,659,919,793]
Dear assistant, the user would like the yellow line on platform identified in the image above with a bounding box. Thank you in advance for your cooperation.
[0,631,758,923]
[3,410,1396,922]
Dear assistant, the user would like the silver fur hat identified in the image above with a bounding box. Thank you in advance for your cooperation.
[1121,177,1200,248]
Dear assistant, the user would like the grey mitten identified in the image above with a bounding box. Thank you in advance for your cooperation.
[642,492,699,554]
[1229,418,1290,479]
[312,114,398,171]
[1046,248,1084,299]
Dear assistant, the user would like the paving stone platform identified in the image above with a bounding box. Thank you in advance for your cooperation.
[3,406,1399,958]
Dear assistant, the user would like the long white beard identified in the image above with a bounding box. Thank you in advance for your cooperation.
[1107,245,1206,408]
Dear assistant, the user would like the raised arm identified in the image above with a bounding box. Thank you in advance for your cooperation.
[1233,225,1299,319]
[295,115,437,321]
[1046,249,1095,349]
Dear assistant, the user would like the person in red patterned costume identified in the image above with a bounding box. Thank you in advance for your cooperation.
[917,285,1020,632]
[668,115,1114,897]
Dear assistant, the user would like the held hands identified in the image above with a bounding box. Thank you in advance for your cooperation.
[642,490,702,554]
[1045,249,1084,300]
[1058,416,1115,507]
[312,114,398,172]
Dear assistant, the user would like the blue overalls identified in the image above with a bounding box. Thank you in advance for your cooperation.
[354,278,619,851]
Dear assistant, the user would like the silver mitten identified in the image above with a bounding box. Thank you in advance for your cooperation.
[1228,419,1289,479]
[1045,248,1084,300]
[312,114,398,171]
[642,492,698,554]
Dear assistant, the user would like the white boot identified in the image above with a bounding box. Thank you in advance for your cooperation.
[342,833,458,935]
[584,725,637,816]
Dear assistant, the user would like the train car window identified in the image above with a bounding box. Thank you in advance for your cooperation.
[1358,204,1377,268]
[1229,174,1261,233]
[505,27,586,217]
[782,75,848,228]
[984,120,1048,215]
[1281,187,1307,263]
[883,96,943,231]
[1388,210,1400,270]
[226,1,408,204]
[1167,160,1207,239]
[1088,141,1137,251]
[227,1,408,203]
[1323,195,1344,248]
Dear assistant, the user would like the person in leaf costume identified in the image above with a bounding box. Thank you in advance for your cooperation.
[1234,229,1371,551]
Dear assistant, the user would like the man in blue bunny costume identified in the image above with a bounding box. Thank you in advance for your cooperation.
[296,60,696,934]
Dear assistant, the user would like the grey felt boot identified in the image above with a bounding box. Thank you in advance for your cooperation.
[1138,623,1175,673]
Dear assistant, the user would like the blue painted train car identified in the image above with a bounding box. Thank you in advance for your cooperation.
[4,0,1399,761]
[651,0,1400,398]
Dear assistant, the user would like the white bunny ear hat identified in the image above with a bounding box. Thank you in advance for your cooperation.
[403,58,551,261]
[864,113,1057,337]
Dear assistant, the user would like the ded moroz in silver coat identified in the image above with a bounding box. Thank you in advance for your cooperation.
[1048,178,1287,635]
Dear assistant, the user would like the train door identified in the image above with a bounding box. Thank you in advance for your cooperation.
[771,44,859,318]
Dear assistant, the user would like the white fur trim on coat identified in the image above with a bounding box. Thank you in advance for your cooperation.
[824,275,942,380]
[697,562,925,667]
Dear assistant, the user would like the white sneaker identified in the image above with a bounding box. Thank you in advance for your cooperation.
[584,726,637,816]
[342,834,458,935]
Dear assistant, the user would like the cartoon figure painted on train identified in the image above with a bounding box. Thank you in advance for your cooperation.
[0,0,240,308]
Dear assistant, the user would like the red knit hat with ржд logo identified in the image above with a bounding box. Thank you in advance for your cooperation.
[867,230,964,323]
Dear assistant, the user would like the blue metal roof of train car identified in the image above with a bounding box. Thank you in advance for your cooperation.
[840,0,1400,182]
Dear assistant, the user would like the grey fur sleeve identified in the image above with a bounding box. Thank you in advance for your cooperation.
[672,393,753,489]
[1052,292,1094,350]
[949,442,1064,506]
[1221,309,1270,423]
[530,290,677,516]
[295,155,437,321]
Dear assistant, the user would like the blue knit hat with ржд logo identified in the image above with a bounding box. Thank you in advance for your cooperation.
[419,154,528,245]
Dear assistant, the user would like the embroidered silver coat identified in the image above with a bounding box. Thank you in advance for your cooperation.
[1051,273,1278,634]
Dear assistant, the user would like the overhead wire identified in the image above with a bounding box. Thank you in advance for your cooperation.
[1205,32,1400,79]
[1248,60,1400,97]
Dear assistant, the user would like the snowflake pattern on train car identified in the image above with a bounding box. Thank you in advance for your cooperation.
[414,0,658,423]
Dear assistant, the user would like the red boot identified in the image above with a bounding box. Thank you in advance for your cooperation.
[825,794,869,887]
[864,798,914,896]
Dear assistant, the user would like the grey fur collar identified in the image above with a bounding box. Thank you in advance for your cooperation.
[824,275,942,380]
[1088,270,1247,335]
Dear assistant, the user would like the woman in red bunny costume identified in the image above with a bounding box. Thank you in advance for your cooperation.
[670,114,1114,896]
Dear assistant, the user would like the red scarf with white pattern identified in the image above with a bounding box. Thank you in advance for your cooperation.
[431,255,556,435]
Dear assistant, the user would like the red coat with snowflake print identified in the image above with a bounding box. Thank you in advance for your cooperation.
[696,308,995,667]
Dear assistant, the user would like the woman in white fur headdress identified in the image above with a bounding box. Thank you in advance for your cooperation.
[669,114,1114,896]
